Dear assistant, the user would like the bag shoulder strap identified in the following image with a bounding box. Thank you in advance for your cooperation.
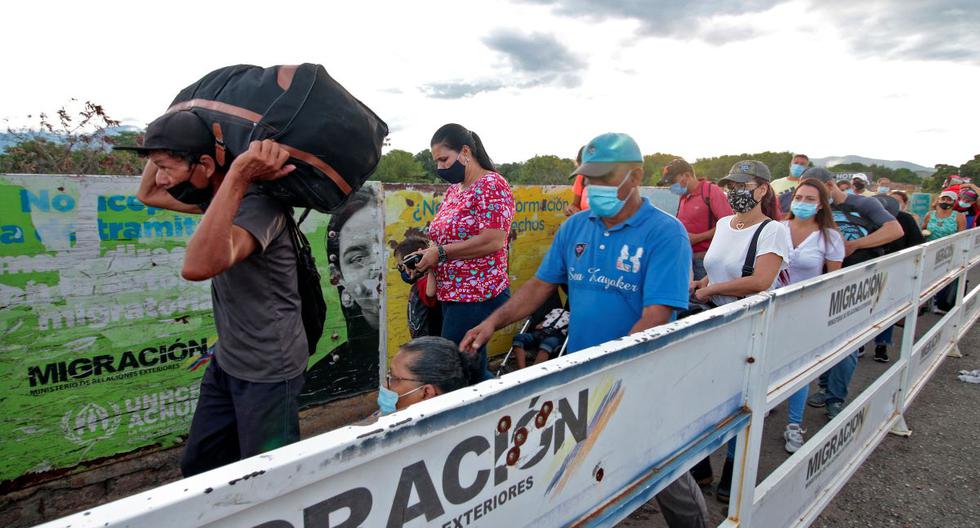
[741,219,772,277]
[702,181,716,228]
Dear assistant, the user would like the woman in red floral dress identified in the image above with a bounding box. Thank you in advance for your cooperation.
[412,124,515,384]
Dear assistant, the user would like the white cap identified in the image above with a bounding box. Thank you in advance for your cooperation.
[852,173,869,183]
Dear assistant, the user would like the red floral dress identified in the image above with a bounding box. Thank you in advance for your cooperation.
[428,172,515,303]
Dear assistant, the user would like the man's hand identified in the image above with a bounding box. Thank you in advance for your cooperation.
[694,286,713,303]
[229,140,296,183]
[459,319,496,356]
[844,239,859,257]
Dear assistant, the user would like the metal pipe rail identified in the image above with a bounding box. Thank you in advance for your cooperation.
[41,229,980,528]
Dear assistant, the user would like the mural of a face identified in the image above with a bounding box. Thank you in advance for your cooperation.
[337,198,383,330]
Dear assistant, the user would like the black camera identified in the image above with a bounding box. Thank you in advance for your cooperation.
[402,253,423,270]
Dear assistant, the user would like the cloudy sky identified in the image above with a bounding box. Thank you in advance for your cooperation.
[3,0,978,167]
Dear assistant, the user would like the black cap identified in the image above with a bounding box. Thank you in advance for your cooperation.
[720,160,771,184]
[799,167,835,183]
[113,110,214,156]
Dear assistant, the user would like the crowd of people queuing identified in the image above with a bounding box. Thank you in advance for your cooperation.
[128,109,976,528]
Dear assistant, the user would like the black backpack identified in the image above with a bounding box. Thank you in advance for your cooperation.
[285,208,327,355]
[168,64,388,213]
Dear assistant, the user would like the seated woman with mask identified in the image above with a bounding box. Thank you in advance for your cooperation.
[378,336,468,415]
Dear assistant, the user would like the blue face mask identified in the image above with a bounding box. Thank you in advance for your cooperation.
[587,174,635,217]
[377,384,424,415]
[791,201,819,219]
[789,164,806,178]
[845,189,854,195]
[877,186,890,193]
[399,268,420,285]
[669,182,688,196]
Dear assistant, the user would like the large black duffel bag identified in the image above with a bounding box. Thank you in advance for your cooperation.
[167,63,388,212]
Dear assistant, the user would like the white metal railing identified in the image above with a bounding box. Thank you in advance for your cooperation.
[40,229,980,528]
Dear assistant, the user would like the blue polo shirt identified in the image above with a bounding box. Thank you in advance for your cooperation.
[536,198,691,353]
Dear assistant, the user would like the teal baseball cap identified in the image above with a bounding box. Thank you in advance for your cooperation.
[571,132,643,178]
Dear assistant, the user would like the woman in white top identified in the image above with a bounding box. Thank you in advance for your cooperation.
[690,160,792,504]
[780,179,844,454]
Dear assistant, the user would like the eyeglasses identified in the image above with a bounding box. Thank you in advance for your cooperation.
[385,373,425,388]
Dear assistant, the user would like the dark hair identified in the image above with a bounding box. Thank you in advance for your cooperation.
[663,158,695,182]
[400,336,466,394]
[755,178,782,221]
[837,180,851,189]
[792,153,810,163]
[430,124,495,172]
[889,190,909,205]
[394,236,429,258]
[575,146,585,165]
[787,178,838,233]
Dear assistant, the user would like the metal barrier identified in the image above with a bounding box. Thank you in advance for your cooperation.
[40,230,980,528]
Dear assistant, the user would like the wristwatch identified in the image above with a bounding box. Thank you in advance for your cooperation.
[437,244,448,263]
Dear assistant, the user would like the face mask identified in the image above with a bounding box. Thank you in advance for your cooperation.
[938,202,953,210]
[853,182,866,191]
[845,189,854,195]
[436,153,466,184]
[166,179,213,205]
[959,201,972,209]
[377,384,424,415]
[727,188,759,213]
[789,164,806,178]
[791,201,818,219]
[587,175,635,217]
[877,186,890,193]
[669,182,688,196]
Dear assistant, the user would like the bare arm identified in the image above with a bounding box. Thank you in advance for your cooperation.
[136,160,203,214]
[844,220,903,256]
[695,253,783,300]
[458,277,558,353]
[957,214,966,231]
[689,226,716,245]
[414,229,508,272]
[629,305,675,334]
[825,261,843,273]
[425,270,437,298]
[181,140,295,281]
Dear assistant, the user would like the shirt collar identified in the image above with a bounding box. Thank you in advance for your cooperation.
[588,198,653,231]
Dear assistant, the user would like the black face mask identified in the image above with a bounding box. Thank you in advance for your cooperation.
[436,157,466,184]
[938,202,953,210]
[166,180,213,206]
[853,181,866,191]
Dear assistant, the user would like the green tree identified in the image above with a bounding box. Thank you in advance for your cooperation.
[413,149,438,180]
[513,155,575,185]
[497,161,524,182]
[0,100,143,175]
[371,149,431,183]
[959,154,980,182]
[642,153,682,185]
[922,163,960,192]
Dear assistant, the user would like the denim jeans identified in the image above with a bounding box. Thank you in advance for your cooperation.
[691,257,707,281]
[874,325,894,345]
[819,350,859,405]
[441,290,511,385]
[787,385,810,425]
[181,357,305,477]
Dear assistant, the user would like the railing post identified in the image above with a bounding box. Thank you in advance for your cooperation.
[947,234,970,358]
[889,247,925,437]
[724,296,775,527]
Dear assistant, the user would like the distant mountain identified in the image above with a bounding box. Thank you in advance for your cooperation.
[0,125,143,153]
[812,155,935,175]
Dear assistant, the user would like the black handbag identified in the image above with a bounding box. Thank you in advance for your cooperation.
[167,64,388,212]
[679,219,772,319]
[285,208,327,355]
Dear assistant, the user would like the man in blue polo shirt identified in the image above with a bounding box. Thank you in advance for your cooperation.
[460,133,705,528]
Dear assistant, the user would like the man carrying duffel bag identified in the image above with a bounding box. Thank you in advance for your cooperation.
[123,110,312,477]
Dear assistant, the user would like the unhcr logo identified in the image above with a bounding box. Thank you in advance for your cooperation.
[805,405,869,486]
[61,401,122,446]
[827,272,887,326]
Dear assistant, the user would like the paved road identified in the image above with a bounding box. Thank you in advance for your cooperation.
[621,293,979,527]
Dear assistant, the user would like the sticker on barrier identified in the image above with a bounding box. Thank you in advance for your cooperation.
[906,312,956,407]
